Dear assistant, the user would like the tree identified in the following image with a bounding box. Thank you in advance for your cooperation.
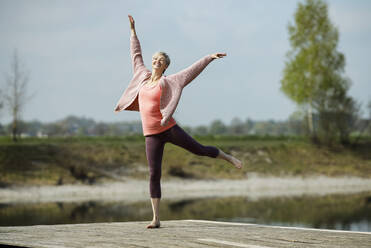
[0,89,3,135]
[281,0,347,140]
[366,99,371,136]
[229,117,245,135]
[244,118,255,135]
[92,122,109,136]
[288,110,306,136]
[193,125,208,136]
[0,89,3,119]
[313,83,360,144]
[2,50,33,141]
[209,119,227,135]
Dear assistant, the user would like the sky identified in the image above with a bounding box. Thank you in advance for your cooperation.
[0,0,370,127]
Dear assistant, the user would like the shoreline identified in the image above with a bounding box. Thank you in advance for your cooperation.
[1,174,371,204]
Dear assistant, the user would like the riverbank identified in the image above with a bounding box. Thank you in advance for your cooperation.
[1,174,371,204]
[1,136,371,188]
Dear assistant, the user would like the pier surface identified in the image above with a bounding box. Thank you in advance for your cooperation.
[0,220,370,248]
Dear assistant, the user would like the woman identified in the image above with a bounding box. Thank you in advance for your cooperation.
[114,15,243,229]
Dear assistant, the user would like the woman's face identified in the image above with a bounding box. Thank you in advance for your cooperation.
[152,54,168,73]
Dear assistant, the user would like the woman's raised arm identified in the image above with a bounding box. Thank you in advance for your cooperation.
[210,53,227,59]
[129,15,136,37]
[128,15,146,74]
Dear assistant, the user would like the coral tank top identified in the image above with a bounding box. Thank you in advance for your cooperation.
[138,80,177,136]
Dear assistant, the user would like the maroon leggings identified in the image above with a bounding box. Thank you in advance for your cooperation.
[145,124,219,198]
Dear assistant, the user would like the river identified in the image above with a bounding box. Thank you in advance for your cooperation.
[0,176,370,232]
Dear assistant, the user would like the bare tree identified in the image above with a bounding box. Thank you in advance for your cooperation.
[367,99,371,136]
[0,89,3,118]
[2,49,33,141]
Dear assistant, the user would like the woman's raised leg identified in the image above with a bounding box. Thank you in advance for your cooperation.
[167,124,242,168]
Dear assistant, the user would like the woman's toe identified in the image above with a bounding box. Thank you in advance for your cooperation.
[146,221,160,228]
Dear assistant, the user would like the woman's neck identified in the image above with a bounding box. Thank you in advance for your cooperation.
[150,70,162,82]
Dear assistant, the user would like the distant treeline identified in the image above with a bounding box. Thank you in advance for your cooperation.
[0,115,369,138]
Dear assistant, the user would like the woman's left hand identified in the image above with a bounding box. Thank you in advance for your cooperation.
[210,53,227,59]
[161,118,170,127]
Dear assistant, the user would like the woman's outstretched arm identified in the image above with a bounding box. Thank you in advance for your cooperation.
[167,53,227,88]
[128,15,146,74]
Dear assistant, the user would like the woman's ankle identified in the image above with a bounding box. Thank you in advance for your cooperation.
[217,149,230,161]
[153,216,160,222]
[217,149,225,158]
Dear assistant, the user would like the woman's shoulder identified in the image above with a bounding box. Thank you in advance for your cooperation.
[160,75,182,89]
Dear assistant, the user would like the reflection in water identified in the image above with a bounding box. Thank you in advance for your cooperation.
[0,192,370,232]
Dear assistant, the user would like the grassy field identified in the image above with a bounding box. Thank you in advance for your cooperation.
[0,135,370,187]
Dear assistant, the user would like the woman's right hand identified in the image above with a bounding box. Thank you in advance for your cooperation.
[128,15,135,31]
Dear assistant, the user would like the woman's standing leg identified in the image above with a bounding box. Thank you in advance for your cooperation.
[167,124,242,168]
[145,134,166,228]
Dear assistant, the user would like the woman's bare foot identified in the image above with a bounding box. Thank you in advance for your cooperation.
[146,219,160,229]
[146,215,160,228]
[217,149,243,169]
[229,154,243,169]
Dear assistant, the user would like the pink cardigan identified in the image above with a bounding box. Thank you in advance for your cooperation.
[114,35,214,126]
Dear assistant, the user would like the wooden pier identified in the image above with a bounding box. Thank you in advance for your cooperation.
[0,220,370,247]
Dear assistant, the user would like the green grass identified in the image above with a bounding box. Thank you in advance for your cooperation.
[0,135,370,187]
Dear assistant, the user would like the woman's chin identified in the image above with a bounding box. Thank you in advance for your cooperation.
[152,67,163,73]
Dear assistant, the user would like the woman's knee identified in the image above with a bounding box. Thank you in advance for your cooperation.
[201,145,220,158]
[189,145,209,157]
[149,178,161,198]
[149,169,161,182]
[196,146,209,156]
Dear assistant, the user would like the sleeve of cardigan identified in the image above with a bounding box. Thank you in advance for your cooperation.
[130,35,146,74]
[167,55,214,88]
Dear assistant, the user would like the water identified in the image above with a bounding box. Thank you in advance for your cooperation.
[1,192,370,232]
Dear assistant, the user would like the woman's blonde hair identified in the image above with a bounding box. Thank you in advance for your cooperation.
[152,51,170,74]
